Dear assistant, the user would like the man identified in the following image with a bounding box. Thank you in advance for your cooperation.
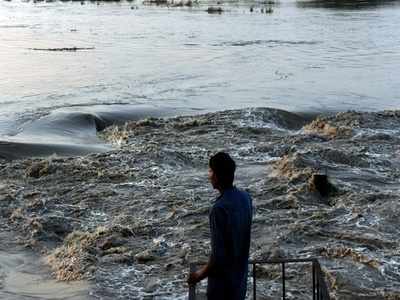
[188,152,253,300]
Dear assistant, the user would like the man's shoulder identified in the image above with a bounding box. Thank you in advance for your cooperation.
[211,199,225,211]
[230,187,251,201]
[218,188,252,207]
[236,187,251,196]
[210,201,228,221]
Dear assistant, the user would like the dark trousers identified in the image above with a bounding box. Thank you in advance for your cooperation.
[207,276,246,300]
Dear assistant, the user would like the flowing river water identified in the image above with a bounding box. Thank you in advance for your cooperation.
[0,0,400,299]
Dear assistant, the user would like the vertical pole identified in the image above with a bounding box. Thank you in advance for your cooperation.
[282,262,285,300]
[316,263,320,300]
[189,264,196,300]
[253,263,256,300]
[312,261,316,300]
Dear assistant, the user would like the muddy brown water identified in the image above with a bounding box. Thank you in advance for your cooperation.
[0,230,89,300]
[0,108,399,299]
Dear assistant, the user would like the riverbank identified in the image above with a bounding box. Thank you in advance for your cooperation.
[1,107,399,299]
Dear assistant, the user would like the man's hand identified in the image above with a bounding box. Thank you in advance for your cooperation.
[187,262,210,285]
[187,270,202,285]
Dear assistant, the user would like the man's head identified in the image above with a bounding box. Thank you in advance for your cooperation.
[208,152,236,191]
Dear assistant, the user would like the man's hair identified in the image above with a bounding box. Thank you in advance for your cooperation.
[209,152,236,189]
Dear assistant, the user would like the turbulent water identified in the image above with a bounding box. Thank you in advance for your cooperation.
[0,108,399,299]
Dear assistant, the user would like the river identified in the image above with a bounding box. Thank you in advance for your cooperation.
[0,0,399,299]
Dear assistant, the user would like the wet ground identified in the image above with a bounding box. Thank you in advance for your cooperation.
[0,107,399,299]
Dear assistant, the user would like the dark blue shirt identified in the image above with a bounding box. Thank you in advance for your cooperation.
[207,187,253,300]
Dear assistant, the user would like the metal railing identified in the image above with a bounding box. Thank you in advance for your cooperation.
[188,258,330,300]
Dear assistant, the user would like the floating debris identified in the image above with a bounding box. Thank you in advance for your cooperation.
[29,47,95,51]
[206,6,223,14]
[265,7,273,13]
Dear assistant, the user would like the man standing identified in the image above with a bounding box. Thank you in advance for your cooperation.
[188,152,253,300]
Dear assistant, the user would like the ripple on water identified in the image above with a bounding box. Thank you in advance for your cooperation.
[213,39,322,47]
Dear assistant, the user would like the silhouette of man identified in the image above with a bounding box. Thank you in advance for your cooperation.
[188,152,253,300]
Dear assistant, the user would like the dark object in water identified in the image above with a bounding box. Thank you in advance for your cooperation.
[260,0,275,4]
[143,0,168,5]
[26,161,51,178]
[265,7,273,13]
[309,173,333,197]
[171,0,194,7]
[29,47,95,51]
[206,6,223,14]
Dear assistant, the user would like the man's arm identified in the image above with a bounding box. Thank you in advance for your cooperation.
[187,206,227,285]
[187,258,212,285]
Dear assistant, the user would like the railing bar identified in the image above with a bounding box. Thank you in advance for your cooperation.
[316,263,320,300]
[189,263,196,300]
[250,258,316,264]
[191,258,319,266]
[312,260,316,300]
[282,262,285,300]
[253,263,256,300]
[188,258,330,300]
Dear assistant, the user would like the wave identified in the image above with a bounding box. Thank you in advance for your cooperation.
[0,104,172,160]
[0,105,318,160]
[232,107,314,130]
